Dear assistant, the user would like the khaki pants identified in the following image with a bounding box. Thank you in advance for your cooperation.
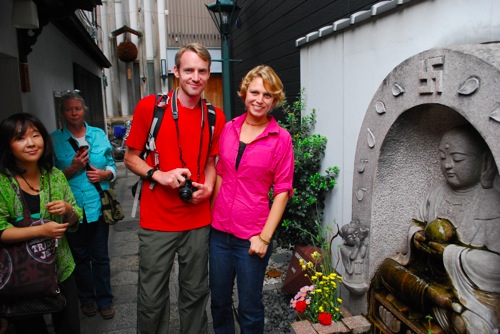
[137,225,210,334]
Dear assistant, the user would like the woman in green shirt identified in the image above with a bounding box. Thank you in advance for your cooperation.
[0,113,83,333]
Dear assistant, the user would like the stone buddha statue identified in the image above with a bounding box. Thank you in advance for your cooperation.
[379,124,500,334]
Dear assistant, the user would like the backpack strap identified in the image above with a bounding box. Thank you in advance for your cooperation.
[143,93,216,160]
[142,92,169,161]
[204,98,216,150]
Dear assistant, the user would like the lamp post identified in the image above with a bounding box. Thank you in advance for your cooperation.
[206,0,241,121]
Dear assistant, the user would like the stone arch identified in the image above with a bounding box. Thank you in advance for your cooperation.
[347,43,500,313]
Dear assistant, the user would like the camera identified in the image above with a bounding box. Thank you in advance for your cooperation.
[178,177,197,202]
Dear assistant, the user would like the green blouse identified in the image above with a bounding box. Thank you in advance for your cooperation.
[0,168,83,282]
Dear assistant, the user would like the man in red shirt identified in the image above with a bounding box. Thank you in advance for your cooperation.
[125,43,225,334]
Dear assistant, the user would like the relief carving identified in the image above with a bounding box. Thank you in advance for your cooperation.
[457,76,480,96]
[418,56,444,95]
[375,101,387,114]
[357,159,369,173]
[367,128,376,148]
[490,105,500,123]
[392,83,405,97]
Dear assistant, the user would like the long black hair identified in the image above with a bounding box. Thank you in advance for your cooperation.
[0,113,54,175]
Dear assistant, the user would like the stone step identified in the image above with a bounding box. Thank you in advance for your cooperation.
[290,315,371,334]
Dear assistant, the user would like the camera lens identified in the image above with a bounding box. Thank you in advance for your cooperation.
[178,179,193,202]
[178,186,193,202]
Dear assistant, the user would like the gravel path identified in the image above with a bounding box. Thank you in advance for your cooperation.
[262,248,297,333]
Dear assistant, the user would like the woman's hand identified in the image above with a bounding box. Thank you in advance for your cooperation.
[46,200,72,217]
[40,222,69,239]
[248,235,268,258]
[86,165,112,183]
[73,147,89,170]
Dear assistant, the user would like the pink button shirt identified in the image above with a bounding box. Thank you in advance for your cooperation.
[212,114,294,240]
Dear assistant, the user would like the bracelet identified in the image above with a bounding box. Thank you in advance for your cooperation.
[259,235,270,245]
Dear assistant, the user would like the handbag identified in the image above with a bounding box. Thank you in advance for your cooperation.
[98,186,124,225]
[0,175,66,318]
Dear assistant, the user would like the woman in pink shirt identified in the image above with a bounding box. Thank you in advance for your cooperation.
[210,65,294,333]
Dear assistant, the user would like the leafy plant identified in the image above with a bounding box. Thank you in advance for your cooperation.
[275,91,339,247]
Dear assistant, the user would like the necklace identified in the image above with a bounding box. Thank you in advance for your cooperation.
[19,173,41,192]
[245,119,269,126]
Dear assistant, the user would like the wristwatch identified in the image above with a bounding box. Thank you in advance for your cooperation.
[146,167,160,182]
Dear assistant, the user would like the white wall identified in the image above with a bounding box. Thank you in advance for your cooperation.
[300,0,500,260]
[0,0,106,131]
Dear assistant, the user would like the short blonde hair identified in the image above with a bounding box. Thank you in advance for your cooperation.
[238,65,285,109]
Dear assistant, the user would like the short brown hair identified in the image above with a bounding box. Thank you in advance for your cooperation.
[175,43,212,69]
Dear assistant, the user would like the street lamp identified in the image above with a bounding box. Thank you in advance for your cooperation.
[206,0,241,121]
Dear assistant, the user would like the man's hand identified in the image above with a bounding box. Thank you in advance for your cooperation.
[190,181,213,204]
[153,168,191,189]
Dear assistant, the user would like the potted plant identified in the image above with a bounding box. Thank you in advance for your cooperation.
[289,222,343,326]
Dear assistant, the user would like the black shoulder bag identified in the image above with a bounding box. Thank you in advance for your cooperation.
[0,175,66,319]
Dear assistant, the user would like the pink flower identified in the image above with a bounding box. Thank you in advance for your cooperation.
[318,312,332,325]
[295,300,307,313]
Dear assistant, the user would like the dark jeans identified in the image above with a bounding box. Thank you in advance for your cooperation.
[11,273,80,334]
[66,216,113,310]
[209,228,272,334]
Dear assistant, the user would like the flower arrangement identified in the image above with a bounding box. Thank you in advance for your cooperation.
[289,224,343,325]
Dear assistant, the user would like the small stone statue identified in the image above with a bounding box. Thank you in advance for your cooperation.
[339,220,369,294]
[379,124,500,333]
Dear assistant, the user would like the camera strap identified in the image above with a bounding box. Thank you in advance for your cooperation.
[171,88,205,183]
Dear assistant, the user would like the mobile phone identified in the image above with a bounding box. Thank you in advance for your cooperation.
[78,145,89,154]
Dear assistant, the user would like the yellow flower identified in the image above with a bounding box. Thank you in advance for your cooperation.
[337,298,343,304]
[307,261,314,269]
[311,276,317,280]
[335,307,340,312]
[316,272,323,277]
[311,251,321,260]
[319,306,324,312]
[301,265,306,271]
[315,289,322,293]
[299,259,305,265]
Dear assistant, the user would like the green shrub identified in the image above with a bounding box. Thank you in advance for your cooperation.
[275,92,339,247]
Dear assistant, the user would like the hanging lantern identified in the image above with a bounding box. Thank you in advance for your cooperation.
[117,40,138,63]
